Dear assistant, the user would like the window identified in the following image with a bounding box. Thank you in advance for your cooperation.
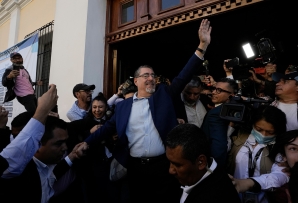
[121,1,134,24]
[161,0,181,10]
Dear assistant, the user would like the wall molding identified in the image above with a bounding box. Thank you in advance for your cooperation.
[107,0,263,44]
[0,0,32,26]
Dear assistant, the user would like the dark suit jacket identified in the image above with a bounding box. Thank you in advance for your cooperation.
[85,54,203,167]
[0,158,70,203]
[201,105,229,167]
[0,127,10,175]
[183,166,241,203]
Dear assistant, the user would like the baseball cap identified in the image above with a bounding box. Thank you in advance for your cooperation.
[73,83,95,98]
[10,52,22,58]
[272,71,298,82]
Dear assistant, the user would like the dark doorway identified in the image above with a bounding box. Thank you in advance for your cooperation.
[113,0,297,84]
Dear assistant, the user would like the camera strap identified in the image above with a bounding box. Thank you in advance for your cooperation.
[244,144,264,177]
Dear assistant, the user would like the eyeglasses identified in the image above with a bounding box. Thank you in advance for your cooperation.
[79,90,93,94]
[136,73,156,79]
[211,87,231,94]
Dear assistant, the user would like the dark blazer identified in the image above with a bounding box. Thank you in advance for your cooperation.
[0,127,11,175]
[0,158,70,203]
[85,54,203,167]
[201,105,230,167]
[183,166,241,203]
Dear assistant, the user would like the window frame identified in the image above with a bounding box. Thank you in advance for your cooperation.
[158,0,185,14]
[119,0,137,27]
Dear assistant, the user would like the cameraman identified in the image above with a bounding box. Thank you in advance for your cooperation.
[248,62,277,99]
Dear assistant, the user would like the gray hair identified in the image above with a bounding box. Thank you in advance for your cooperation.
[134,65,154,77]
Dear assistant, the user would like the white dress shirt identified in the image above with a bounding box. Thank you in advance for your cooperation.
[126,93,165,157]
[1,118,44,178]
[180,158,217,203]
[181,94,207,128]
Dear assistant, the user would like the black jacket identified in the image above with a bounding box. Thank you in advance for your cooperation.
[2,65,35,102]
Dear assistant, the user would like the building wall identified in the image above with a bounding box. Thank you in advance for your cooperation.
[0,18,10,51]
[18,0,56,41]
[50,0,106,121]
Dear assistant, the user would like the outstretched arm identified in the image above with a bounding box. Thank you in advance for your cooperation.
[1,84,58,178]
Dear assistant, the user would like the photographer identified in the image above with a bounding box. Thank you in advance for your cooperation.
[248,61,277,99]
[2,52,43,113]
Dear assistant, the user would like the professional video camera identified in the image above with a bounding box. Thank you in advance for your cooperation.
[219,95,272,124]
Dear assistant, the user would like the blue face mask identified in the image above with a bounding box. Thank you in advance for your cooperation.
[251,128,275,145]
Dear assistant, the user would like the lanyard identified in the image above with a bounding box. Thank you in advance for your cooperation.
[244,144,264,177]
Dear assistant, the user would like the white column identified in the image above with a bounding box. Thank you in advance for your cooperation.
[8,6,20,47]
[50,0,106,121]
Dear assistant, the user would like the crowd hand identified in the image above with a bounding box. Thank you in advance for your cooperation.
[48,111,59,118]
[198,19,211,45]
[265,64,276,77]
[228,174,254,193]
[223,59,233,74]
[7,70,20,79]
[36,80,43,86]
[68,142,88,161]
[112,134,118,141]
[0,106,9,128]
[90,124,101,134]
[248,70,262,83]
[204,75,216,86]
[117,84,123,96]
[75,142,89,157]
[33,84,58,124]
[278,161,291,177]
[177,118,185,125]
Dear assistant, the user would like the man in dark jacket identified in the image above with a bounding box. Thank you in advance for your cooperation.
[1,52,42,112]
[166,123,241,203]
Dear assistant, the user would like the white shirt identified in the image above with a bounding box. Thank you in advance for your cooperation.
[1,118,44,178]
[276,102,298,131]
[234,134,289,203]
[126,93,165,157]
[180,159,217,203]
[32,156,73,203]
[181,94,207,128]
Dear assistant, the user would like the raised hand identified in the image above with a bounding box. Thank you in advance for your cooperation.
[33,84,58,124]
[198,19,212,46]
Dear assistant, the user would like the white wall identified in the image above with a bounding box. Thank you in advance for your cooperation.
[50,0,106,121]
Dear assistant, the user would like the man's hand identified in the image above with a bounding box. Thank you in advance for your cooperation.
[75,142,89,157]
[7,70,19,79]
[228,174,254,193]
[204,75,216,86]
[33,84,58,124]
[68,142,88,161]
[90,124,101,134]
[223,59,233,76]
[198,19,211,46]
[265,63,276,77]
[0,106,8,128]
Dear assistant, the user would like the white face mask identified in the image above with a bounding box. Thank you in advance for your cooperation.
[251,128,275,145]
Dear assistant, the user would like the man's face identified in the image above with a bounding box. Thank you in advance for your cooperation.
[166,145,201,186]
[76,89,93,103]
[183,87,201,105]
[211,82,232,104]
[37,128,68,164]
[11,56,23,65]
[134,68,156,94]
[275,79,297,98]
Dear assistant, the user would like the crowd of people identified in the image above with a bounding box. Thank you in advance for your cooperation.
[0,18,298,203]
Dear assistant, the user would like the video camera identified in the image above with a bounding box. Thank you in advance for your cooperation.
[227,38,277,81]
[220,95,272,123]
